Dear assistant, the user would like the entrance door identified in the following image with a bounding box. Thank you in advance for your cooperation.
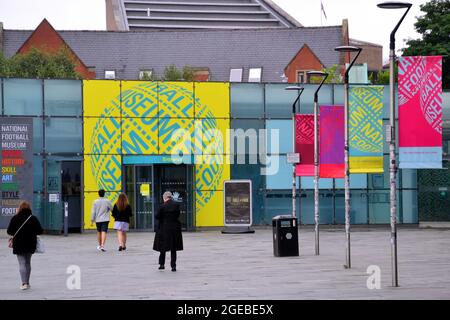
[61,161,82,233]
[44,161,63,233]
[154,164,194,231]
[124,165,153,230]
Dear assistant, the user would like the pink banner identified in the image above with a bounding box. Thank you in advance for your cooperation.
[398,56,442,168]
[320,106,344,178]
[295,114,314,176]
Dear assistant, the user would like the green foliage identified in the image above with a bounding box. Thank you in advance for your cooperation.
[402,0,450,88]
[182,66,195,81]
[369,70,389,85]
[309,64,342,84]
[162,64,196,81]
[163,64,183,81]
[0,46,81,79]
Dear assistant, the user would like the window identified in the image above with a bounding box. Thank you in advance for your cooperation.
[297,70,308,83]
[139,69,153,80]
[229,68,243,82]
[248,67,262,83]
[104,70,116,79]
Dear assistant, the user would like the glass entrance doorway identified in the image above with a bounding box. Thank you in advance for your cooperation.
[154,164,194,231]
[124,164,194,231]
[124,166,153,230]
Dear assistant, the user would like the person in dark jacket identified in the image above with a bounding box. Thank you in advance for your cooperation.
[153,191,183,272]
[7,201,43,290]
[112,193,133,251]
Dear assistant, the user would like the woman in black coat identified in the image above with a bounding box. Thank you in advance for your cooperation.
[7,201,43,290]
[153,191,183,272]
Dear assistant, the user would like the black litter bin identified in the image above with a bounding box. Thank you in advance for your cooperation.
[272,215,299,257]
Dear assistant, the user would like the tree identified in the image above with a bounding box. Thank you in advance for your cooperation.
[162,64,195,81]
[309,64,343,84]
[0,46,81,79]
[402,0,450,88]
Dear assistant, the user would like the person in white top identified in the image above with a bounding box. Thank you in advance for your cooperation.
[91,189,112,252]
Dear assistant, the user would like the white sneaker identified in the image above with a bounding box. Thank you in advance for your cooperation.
[96,246,102,251]
[100,246,106,252]
[20,284,29,290]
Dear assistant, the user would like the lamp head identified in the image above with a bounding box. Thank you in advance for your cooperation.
[285,86,304,91]
[334,45,362,53]
[377,1,412,9]
[306,71,328,77]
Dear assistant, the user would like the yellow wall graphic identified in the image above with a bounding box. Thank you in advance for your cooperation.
[83,81,230,229]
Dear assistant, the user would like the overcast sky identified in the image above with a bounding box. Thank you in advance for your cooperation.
[0,0,428,62]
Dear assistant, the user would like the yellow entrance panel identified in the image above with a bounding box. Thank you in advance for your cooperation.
[158,82,194,118]
[195,190,224,227]
[83,80,121,117]
[121,81,159,119]
[194,82,230,118]
[83,155,122,192]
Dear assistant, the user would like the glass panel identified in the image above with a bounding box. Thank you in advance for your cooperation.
[230,83,264,118]
[44,80,82,116]
[265,84,299,118]
[33,155,44,192]
[335,174,367,189]
[124,166,136,228]
[231,161,264,224]
[300,190,334,224]
[264,192,299,222]
[154,164,189,230]
[135,166,153,229]
[300,177,333,190]
[335,190,368,224]
[230,119,264,156]
[368,190,401,224]
[265,155,299,189]
[44,161,63,232]
[266,119,292,154]
[334,85,344,105]
[45,118,82,153]
[368,155,390,189]
[402,190,418,223]
[401,169,417,189]
[4,79,42,116]
[33,117,43,154]
[33,193,45,227]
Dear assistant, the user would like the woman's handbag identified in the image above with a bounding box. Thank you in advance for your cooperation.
[35,236,45,254]
[8,215,32,249]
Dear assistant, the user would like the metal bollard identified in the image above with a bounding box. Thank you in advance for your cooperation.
[64,202,68,237]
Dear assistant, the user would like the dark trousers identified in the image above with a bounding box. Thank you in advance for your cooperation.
[159,250,177,268]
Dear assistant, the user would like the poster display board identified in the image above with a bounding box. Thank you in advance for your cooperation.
[223,180,252,227]
[0,117,33,228]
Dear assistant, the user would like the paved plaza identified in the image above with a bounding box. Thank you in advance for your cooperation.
[0,227,449,300]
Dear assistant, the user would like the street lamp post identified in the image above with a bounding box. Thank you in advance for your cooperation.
[334,45,362,269]
[307,71,329,255]
[377,1,412,287]
[285,86,305,218]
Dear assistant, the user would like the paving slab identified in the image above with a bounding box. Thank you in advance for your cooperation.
[0,228,449,300]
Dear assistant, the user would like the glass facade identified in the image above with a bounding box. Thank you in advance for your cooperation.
[1,78,448,230]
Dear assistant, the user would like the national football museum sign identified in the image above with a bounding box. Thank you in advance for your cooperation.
[0,118,33,228]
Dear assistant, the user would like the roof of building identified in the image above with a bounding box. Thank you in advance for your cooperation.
[350,38,382,48]
[108,0,302,31]
[3,26,343,82]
